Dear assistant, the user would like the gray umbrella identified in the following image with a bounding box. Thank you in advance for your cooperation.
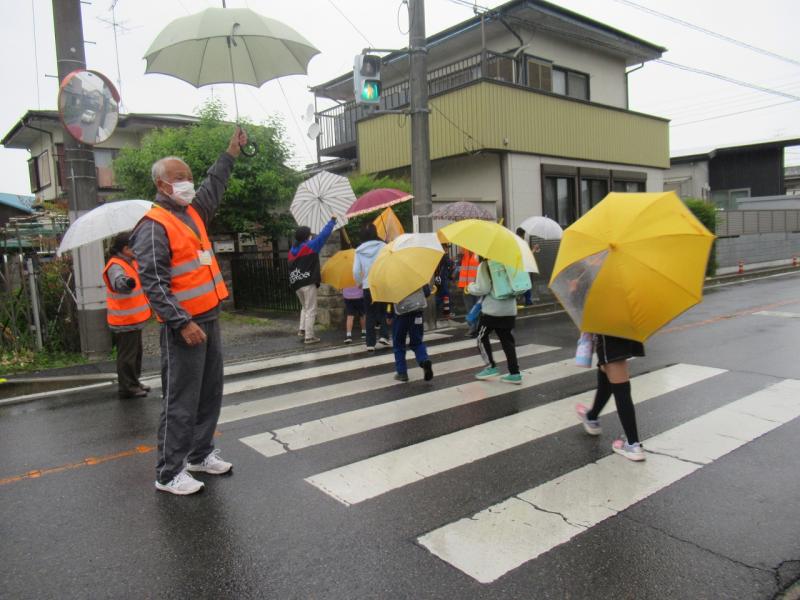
[430,201,494,221]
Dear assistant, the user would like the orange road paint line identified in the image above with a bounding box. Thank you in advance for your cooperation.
[0,444,156,487]
[659,298,800,336]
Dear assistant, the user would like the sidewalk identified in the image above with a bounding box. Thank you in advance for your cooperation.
[2,264,798,403]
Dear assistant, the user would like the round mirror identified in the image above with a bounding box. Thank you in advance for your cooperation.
[57,69,120,146]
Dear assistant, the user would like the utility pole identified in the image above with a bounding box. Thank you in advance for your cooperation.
[408,0,432,234]
[52,0,111,357]
[408,0,438,329]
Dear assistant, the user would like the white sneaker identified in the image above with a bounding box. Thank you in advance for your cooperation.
[378,337,391,346]
[155,469,204,495]
[187,449,233,475]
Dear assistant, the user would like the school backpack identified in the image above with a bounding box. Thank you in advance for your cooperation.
[488,261,532,300]
[395,288,427,315]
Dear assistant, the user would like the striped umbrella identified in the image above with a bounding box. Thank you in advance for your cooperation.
[290,171,355,233]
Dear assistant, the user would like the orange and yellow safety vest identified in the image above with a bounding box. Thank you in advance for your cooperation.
[141,205,229,319]
[457,250,479,288]
[102,257,151,327]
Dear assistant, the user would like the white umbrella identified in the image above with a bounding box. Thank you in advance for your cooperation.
[290,171,354,233]
[390,232,443,253]
[518,215,564,240]
[57,200,153,256]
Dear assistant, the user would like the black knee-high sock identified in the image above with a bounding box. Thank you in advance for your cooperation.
[611,381,639,444]
[586,368,612,421]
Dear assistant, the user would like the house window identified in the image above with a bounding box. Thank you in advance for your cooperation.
[612,180,646,193]
[526,56,553,92]
[552,67,589,100]
[711,188,750,210]
[543,176,576,228]
[27,150,51,192]
[580,178,608,215]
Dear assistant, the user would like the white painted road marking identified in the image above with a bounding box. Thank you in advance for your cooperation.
[753,310,800,319]
[417,378,800,583]
[305,364,725,506]
[221,343,557,424]
[242,352,574,457]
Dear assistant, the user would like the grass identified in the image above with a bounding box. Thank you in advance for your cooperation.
[0,348,90,376]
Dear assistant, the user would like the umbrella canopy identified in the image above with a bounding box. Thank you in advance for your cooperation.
[346,188,413,218]
[430,201,494,221]
[438,219,538,272]
[143,8,319,88]
[321,249,356,290]
[518,215,564,240]
[548,191,715,342]
[57,200,153,256]
[368,233,443,303]
[291,171,354,233]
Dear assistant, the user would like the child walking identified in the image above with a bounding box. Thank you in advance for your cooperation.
[389,285,434,382]
[342,284,366,344]
[467,258,521,384]
[576,334,646,461]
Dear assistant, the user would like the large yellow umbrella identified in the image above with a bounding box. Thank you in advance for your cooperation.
[368,233,443,303]
[321,249,356,289]
[549,191,715,342]
[438,219,538,272]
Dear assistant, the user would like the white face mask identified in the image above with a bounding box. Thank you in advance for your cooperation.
[168,180,196,206]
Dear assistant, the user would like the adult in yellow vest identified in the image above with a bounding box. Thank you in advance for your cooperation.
[102,232,152,400]
[131,127,246,496]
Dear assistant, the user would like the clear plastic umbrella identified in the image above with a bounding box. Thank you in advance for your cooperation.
[57,200,152,256]
[518,216,564,240]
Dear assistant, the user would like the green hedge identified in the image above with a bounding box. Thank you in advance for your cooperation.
[684,198,717,277]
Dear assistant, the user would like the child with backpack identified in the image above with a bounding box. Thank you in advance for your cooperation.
[388,285,434,383]
[467,258,531,385]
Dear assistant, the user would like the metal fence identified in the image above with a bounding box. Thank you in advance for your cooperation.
[230,253,300,312]
[715,210,800,237]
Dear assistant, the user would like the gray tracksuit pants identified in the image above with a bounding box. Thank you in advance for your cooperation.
[156,319,224,484]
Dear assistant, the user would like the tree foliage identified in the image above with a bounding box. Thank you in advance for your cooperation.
[112,98,302,238]
[684,198,718,276]
[343,173,413,246]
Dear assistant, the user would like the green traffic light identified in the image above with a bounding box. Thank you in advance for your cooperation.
[361,80,381,102]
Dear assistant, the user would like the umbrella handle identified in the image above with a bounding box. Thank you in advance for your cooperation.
[239,133,257,157]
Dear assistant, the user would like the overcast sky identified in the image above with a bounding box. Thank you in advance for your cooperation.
[1,0,798,195]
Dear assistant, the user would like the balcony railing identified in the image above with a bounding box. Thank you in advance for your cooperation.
[317,51,515,156]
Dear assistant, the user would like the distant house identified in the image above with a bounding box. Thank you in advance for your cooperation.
[1,110,200,206]
[0,192,34,228]
[310,0,669,230]
[666,138,800,209]
[785,165,800,196]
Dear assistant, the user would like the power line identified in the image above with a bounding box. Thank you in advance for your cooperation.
[656,60,800,102]
[607,0,800,68]
[327,0,373,47]
[671,99,797,127]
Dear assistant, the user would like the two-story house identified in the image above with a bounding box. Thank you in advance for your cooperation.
[311,0,669,231]
[1,110,200,207]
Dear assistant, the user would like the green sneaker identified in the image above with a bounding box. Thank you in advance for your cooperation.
[500,373,522,385]
[475,366,499,380]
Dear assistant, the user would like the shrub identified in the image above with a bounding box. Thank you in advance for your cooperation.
[684,198,717,277]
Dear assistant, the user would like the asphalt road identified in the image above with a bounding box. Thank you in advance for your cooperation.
[1,272,799,599]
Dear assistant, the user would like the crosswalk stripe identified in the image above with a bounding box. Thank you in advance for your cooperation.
[241,351,576,458]
[305,364,725,506]
[220,343,558,424]
[139,333,452,388]
[417,378,800,583]
[222,336,493,396]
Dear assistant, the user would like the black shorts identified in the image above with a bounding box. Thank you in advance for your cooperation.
[595,334,645,366]
[344,298,364,316]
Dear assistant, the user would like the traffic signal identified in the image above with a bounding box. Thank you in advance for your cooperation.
[354,54,381,105]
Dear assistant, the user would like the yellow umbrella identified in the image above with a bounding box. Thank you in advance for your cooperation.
[368,233,443,303]
[549,191,715,342]
[321,248,356,290]
[438,219,538,272]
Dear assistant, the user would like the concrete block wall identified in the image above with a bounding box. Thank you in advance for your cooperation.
[716,232,800,270]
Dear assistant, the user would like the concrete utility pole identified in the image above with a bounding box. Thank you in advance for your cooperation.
[408,0,432,234]
[52,0,111,356]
